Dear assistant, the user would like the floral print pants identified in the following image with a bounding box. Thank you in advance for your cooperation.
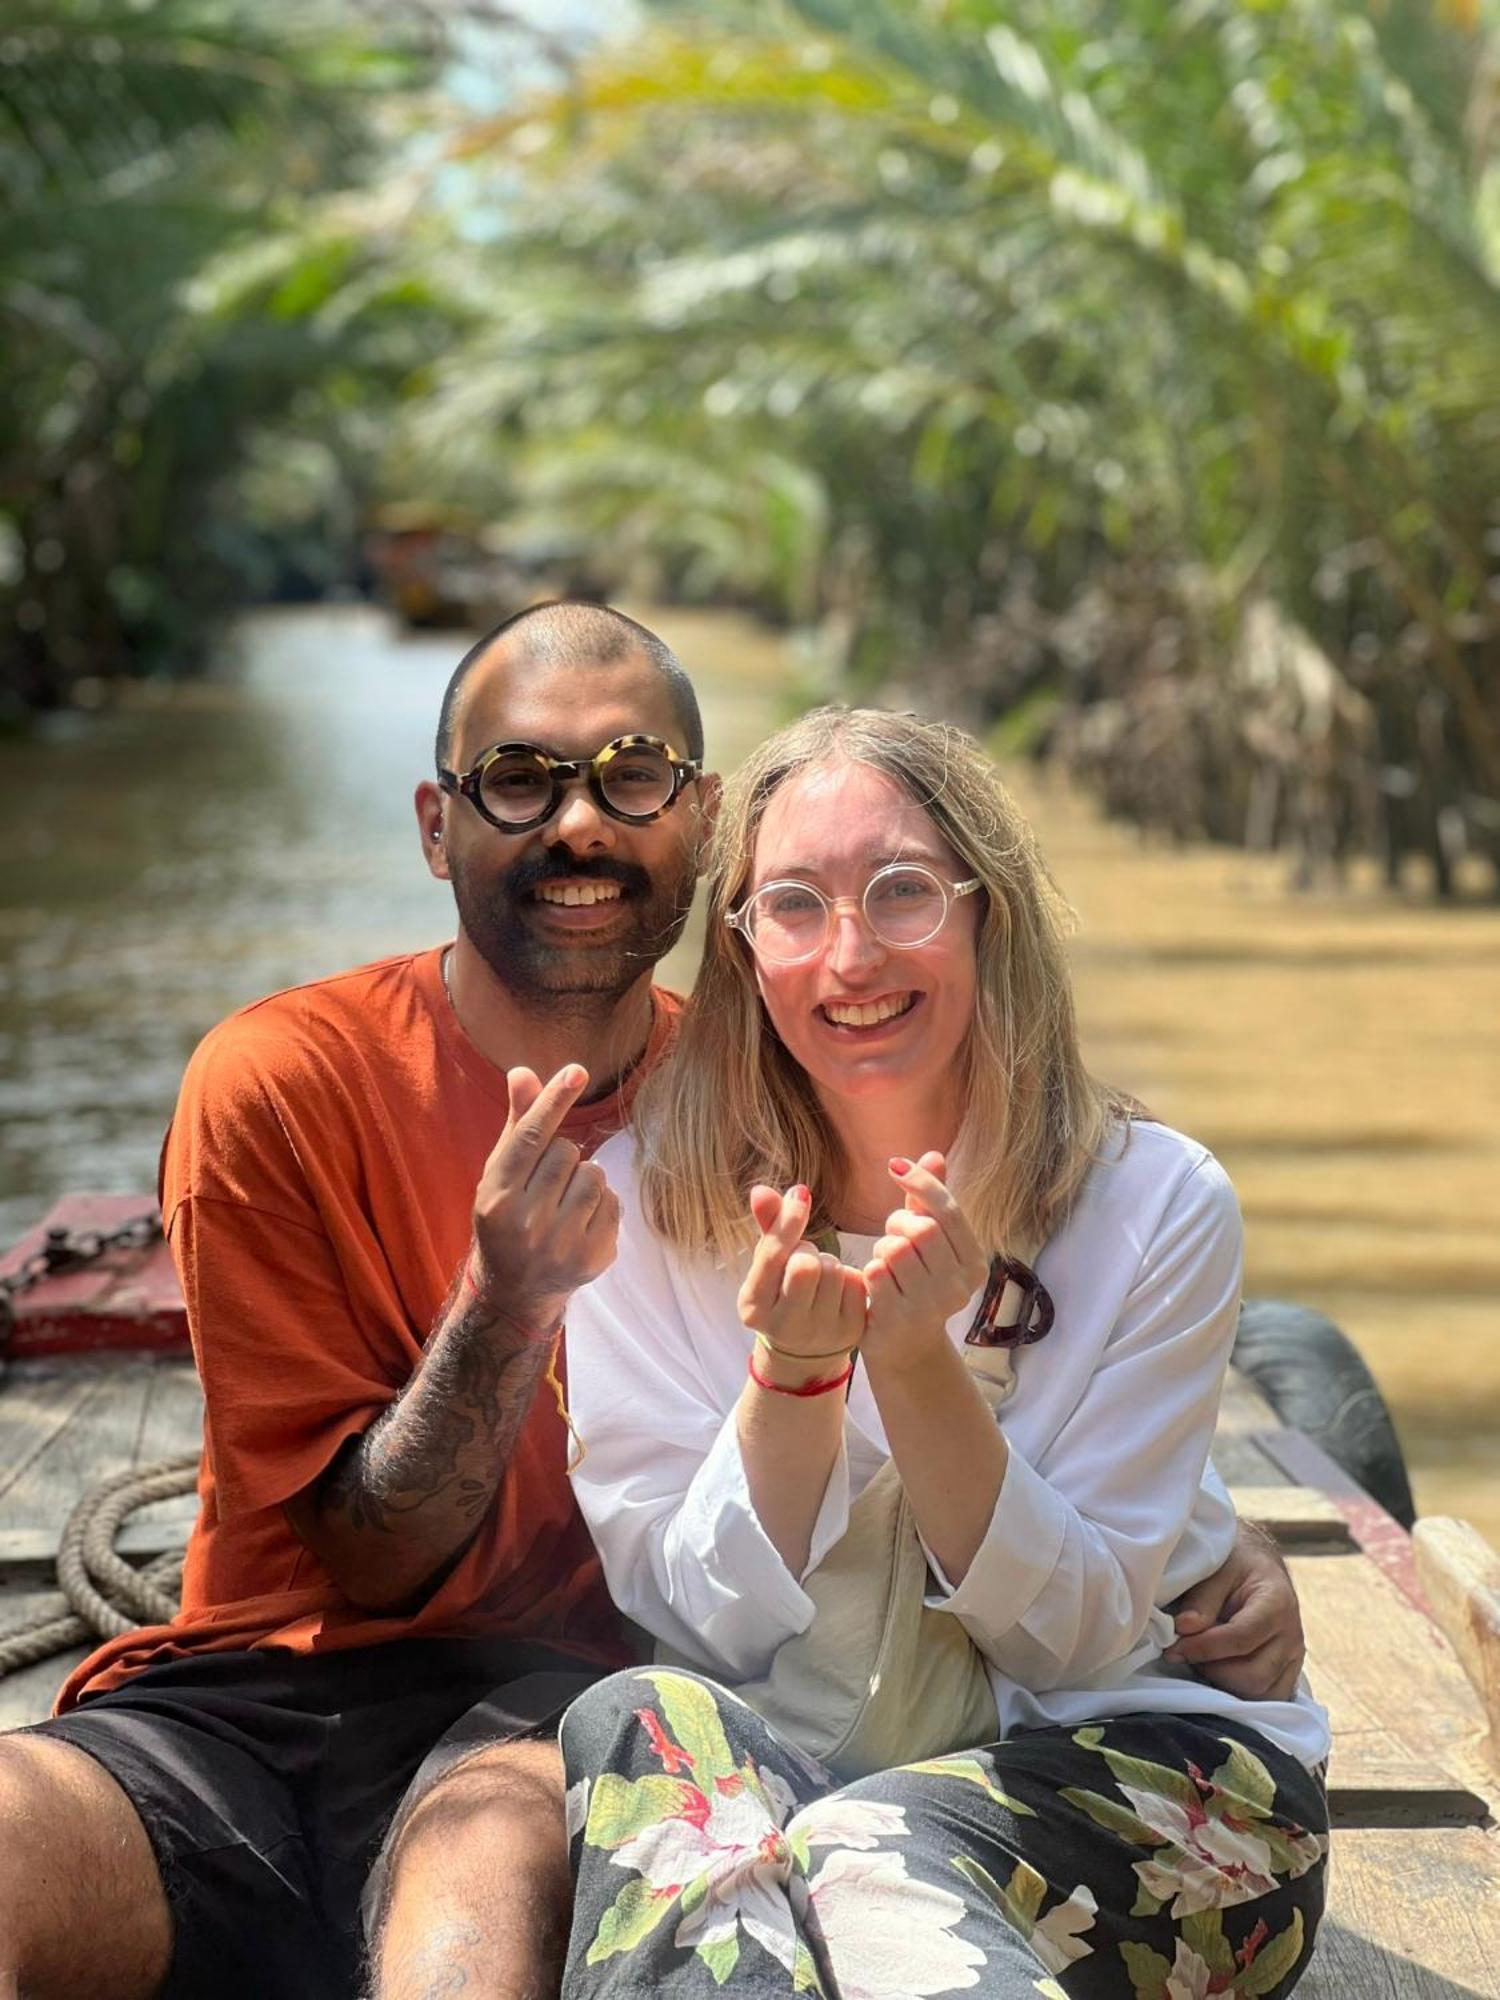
[560,1669,1327,1999]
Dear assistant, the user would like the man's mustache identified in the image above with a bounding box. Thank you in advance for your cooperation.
[502,849,652,900]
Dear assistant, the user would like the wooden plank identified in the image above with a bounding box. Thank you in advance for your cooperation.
[1263,1428,1431,1610]
[1217,1366,1279,1434]
[132,1362,203,1464]
[0,1360,199,1727]
[0,1356,198,1583]
[1210,1430,1290,1487]
[0,1364,155,1537]
[1226,1484,1355,1551]
[1292,1553,1499,1826]
[0,1369,104,1506]
[1252,1423,1373,1501]
[1299,1827,1500,1999]
[127,1361,202,1538]
[1320,1736,1486,1829]
[1413,1516,1500,1748]
[0,1521,190,1586]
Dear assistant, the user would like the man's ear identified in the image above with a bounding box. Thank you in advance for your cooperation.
[692,771,722,877]
[415,780,450,881]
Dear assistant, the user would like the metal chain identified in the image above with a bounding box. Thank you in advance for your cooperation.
[0,1212,164,1334]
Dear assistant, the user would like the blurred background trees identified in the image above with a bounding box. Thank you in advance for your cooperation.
[0,0,445,712]
[6,0,1500,894]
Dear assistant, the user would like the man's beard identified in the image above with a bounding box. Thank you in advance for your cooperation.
[449,841,697,1013]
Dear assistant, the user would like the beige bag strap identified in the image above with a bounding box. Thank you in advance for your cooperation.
[710,1233,1058,1777]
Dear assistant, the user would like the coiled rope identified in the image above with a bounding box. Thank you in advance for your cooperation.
[0,1456,199,1680]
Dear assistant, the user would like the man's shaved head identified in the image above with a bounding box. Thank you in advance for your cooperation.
[435,600,704,773]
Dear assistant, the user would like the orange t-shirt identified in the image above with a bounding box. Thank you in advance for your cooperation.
[59,948,679,1709]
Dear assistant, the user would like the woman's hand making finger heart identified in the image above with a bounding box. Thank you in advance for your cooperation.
[861,1152,988,1367]
[737,1183,866,1373]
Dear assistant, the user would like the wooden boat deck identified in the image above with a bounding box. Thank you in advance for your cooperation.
[0,1357,1496,1995]
[0,1357,201,1725]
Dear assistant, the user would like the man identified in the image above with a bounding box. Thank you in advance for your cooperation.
[0,602,1303,2000]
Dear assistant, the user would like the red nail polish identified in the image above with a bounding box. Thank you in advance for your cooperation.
[793,1185,810,1203]
[890,1157,911,1176]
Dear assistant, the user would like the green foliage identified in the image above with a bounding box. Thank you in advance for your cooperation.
[1240,1908,1306,1995]
[633,1670,739,1780]
[0,0,440,713]
[16,0,1500,892]
[1057,1783,1160,1848]
[695,1933,740,1984]
[583,1771,696,1849]
[1072,1728,1204,1813]
[900,1754,1035,1814]
[585,1875,676,1965]
[1180,1908,1236,1981]
[791,1941,825,1993]
[1207,1735,1278,1819]
[413,0,1500,892]
[949,1851,1046,1933]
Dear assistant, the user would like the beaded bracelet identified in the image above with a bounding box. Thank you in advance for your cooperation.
[747,1350,856,1398]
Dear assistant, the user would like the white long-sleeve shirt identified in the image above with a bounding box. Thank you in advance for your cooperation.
[566,1116,1330,1769]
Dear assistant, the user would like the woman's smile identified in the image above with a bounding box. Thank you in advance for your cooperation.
[816,990,922,1033]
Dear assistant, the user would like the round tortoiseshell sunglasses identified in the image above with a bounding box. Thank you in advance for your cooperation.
[438,734,703,834]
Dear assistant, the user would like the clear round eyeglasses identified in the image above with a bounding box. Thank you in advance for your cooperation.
[725,862,982,965]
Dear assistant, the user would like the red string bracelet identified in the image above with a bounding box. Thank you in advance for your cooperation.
[453,1250,561,1346]
[747,1350,855,1398]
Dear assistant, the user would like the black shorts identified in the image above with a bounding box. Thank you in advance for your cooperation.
[22,1636,603,2000]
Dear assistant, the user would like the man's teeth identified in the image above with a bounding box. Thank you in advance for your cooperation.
[537,882,622,907]
[823,994,915,1028]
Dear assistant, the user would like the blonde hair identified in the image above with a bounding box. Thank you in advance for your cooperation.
[638,706,1131,1258]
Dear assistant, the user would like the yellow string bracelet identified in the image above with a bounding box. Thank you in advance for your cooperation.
[754,1330,859,1362]
[545,1333,587,1472]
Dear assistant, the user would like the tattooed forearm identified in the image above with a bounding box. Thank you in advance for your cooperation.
[341,1297,544,1523]
[288,1278,560,1607]
[320,1403,480,1534]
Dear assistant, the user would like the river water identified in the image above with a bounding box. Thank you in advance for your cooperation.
[0,603,788,1244]
[3,604,1496,1541]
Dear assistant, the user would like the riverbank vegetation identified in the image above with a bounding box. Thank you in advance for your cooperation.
[7,1,1500,895]
[0,0,443,713]
[413,0,1500,893]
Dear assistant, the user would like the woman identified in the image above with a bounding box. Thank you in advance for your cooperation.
[560,708,1329,1999]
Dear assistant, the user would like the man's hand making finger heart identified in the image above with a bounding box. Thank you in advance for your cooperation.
[466,1063,621,1339]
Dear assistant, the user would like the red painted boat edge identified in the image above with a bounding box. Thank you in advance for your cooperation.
[1,1194,189,1361]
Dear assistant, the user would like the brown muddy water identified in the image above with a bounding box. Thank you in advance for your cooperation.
[2,605,1495,1544]
[1018,777,1500,1550]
